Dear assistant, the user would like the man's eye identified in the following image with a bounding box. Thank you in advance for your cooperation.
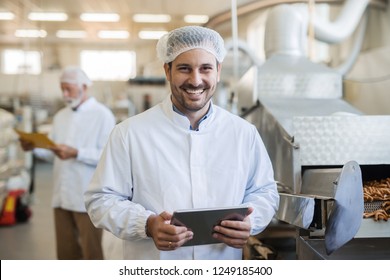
[201,66,213,72]
[178,67,190,72]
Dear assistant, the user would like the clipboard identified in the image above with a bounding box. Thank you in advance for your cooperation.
[14,129,56,149]
[171,206,249,246]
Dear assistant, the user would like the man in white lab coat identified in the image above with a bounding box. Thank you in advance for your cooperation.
[85,26,279,260]
[20,66,116,259]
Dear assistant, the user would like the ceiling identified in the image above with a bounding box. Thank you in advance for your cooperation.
[0,0,387,48]
[1,0,388,45]
[0,0,255,45]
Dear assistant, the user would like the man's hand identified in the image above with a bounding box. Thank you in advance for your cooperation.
[50,144,78,160]
[212,207,253,248]
[146,212,193,251]
[19,139,34,151]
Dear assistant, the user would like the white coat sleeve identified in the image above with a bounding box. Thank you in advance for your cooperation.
[84,125,155,241]
[33,147,55,162]
[243,126,280,235]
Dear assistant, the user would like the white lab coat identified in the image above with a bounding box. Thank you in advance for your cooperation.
[85,95,279,259]
[102,230,124,259]
[34,97,116,212]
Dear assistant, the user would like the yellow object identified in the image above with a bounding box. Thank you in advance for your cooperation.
[14,129,56,149]
[3,194,16,212]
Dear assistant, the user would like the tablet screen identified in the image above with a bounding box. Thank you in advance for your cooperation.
[171,206,249,246]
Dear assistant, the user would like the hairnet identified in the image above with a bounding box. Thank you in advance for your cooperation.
[156,26,226,63]
[60,66,93,87]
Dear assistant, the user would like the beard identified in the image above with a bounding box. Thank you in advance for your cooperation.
[171,84,214,113]
[64,89,83,109]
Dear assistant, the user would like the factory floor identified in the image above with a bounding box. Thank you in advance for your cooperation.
[0,160,56,259]
[0,160,297,260]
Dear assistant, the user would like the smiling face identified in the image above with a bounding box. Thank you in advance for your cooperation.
[164,48,221,120]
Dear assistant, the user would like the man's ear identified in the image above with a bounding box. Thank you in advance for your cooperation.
[217,63,222,82]
[163,63,171,82]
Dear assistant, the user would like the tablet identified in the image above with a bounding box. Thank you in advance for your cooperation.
[171,206,249,246]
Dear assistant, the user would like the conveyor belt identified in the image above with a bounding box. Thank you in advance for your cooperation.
[297,236,390,259]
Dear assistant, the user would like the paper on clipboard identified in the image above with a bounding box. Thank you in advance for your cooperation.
[14,129,56,149]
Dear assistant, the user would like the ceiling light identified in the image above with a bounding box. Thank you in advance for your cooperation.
[28,12,68,21]
[15,29,47,38]
[0,12,15,20]
[184,15,209,24]
[138,30,168,40]
[80,13,120,22]
[133,14,171,23]
[98,30,129,39]
[56,30,87,39]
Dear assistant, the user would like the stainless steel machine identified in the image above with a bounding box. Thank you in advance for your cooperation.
[237,57,390,258]
[237,61,390,258]
[231,1,390,260]
[242,96,390,259]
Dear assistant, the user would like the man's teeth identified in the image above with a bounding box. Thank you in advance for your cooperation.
[186,89,204,94]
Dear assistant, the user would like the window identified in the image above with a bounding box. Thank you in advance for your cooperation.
[1,49,41,74]
[80,50,136,81]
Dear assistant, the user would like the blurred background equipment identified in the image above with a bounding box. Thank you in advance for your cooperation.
[1,0,390,260]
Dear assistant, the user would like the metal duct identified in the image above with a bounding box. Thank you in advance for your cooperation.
[335,13,367,76]
[263,1,370,78]
[311,0,370,44]
[264,0,370,56]
[259,0,370,98]
[264,4,307,58]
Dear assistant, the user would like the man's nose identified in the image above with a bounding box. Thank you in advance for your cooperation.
[188,71,202,87]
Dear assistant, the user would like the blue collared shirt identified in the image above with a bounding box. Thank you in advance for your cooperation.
[172,103,213,131]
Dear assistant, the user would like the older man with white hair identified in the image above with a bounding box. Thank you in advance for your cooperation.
[19,66,116,259]
[85,26,279,260]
